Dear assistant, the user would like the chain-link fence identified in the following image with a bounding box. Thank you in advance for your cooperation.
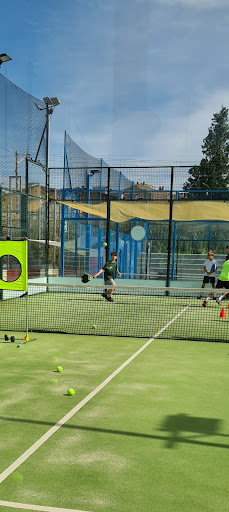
[2,73,229,285]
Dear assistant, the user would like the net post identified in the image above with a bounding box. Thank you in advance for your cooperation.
[26,291,28,336]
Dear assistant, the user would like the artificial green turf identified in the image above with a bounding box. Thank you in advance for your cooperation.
[0,334,228,512]
[1,291,229,341]
[0,507,35,512]
[0,332,143,475]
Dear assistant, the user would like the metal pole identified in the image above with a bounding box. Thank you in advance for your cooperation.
[166,166,174,290]
[208,225,211,252]
[99,159,102,201]
[26,292,29,336]
[176,226,179,278]
[45,104,50,283]
[20,157,28,240]
[25,157,29,196]
[171,221,177,281]
[60,131,66,277]
[86,173,91,271]
[106,167,111,261]
[0,188,2,301]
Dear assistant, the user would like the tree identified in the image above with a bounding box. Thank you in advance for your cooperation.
[183,106,229,198]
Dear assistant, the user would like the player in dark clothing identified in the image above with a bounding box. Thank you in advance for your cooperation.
[225,245,229,261]
[93,252,121,302]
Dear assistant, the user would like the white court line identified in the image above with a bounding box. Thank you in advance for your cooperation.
[0,501,92,512]
[0,304,189,488]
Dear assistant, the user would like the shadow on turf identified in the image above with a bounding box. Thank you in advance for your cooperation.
[0,414,228,450]
[158,413,223,448]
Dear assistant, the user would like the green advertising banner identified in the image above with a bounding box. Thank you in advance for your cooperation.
[0,241,28,291]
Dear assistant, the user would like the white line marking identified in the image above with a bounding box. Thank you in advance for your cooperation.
[0,305,189,486]
[0,501,92,512]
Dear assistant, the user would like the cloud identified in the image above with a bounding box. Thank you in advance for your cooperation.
[145,89,229,162]
[20,0,229,169]
[157,0,229,8]
[63,88,229,168]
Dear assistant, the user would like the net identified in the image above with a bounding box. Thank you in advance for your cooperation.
[0,74,46,187]
[0,284,228,342]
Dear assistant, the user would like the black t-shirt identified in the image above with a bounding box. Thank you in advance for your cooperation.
[103,261,117,281]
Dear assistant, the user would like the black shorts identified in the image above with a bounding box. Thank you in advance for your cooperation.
[203,276,215,284]
[216,279,229,289]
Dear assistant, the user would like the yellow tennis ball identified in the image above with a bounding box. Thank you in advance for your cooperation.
[93,324,96,329]
[68,388,75,396]
[57,366,63,372]
[104,242,107,247]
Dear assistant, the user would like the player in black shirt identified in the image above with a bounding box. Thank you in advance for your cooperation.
[94,252,121,302]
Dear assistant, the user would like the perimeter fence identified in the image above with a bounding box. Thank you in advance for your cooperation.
[0,73,61,276]
[49,135,229,284]
[1,73,229,284]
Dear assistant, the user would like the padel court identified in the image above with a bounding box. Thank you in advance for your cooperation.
[0,326,228,512]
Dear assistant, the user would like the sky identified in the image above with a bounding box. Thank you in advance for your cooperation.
[1,0,229,166]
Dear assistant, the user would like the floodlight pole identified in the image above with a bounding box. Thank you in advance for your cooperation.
[105,168,111,261]
[0,53,11,301]
[34,97,60,282]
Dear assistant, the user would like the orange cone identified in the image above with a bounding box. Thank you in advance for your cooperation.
[220,307,226,319]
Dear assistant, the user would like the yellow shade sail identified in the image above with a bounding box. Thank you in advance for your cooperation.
[57,200,229,223]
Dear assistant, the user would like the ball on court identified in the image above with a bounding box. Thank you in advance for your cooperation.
[68,388,75,396]
[93,324,96,329]
[104,242,107,247]
[57,365,63,372]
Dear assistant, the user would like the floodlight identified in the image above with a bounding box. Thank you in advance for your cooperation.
[43,96,60,109]
[0,53,12,66]
[50,97,61,107]
[43,97,52,106]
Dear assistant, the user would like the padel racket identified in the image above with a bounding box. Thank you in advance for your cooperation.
[81,273,94,283]
[210,263,217,273]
